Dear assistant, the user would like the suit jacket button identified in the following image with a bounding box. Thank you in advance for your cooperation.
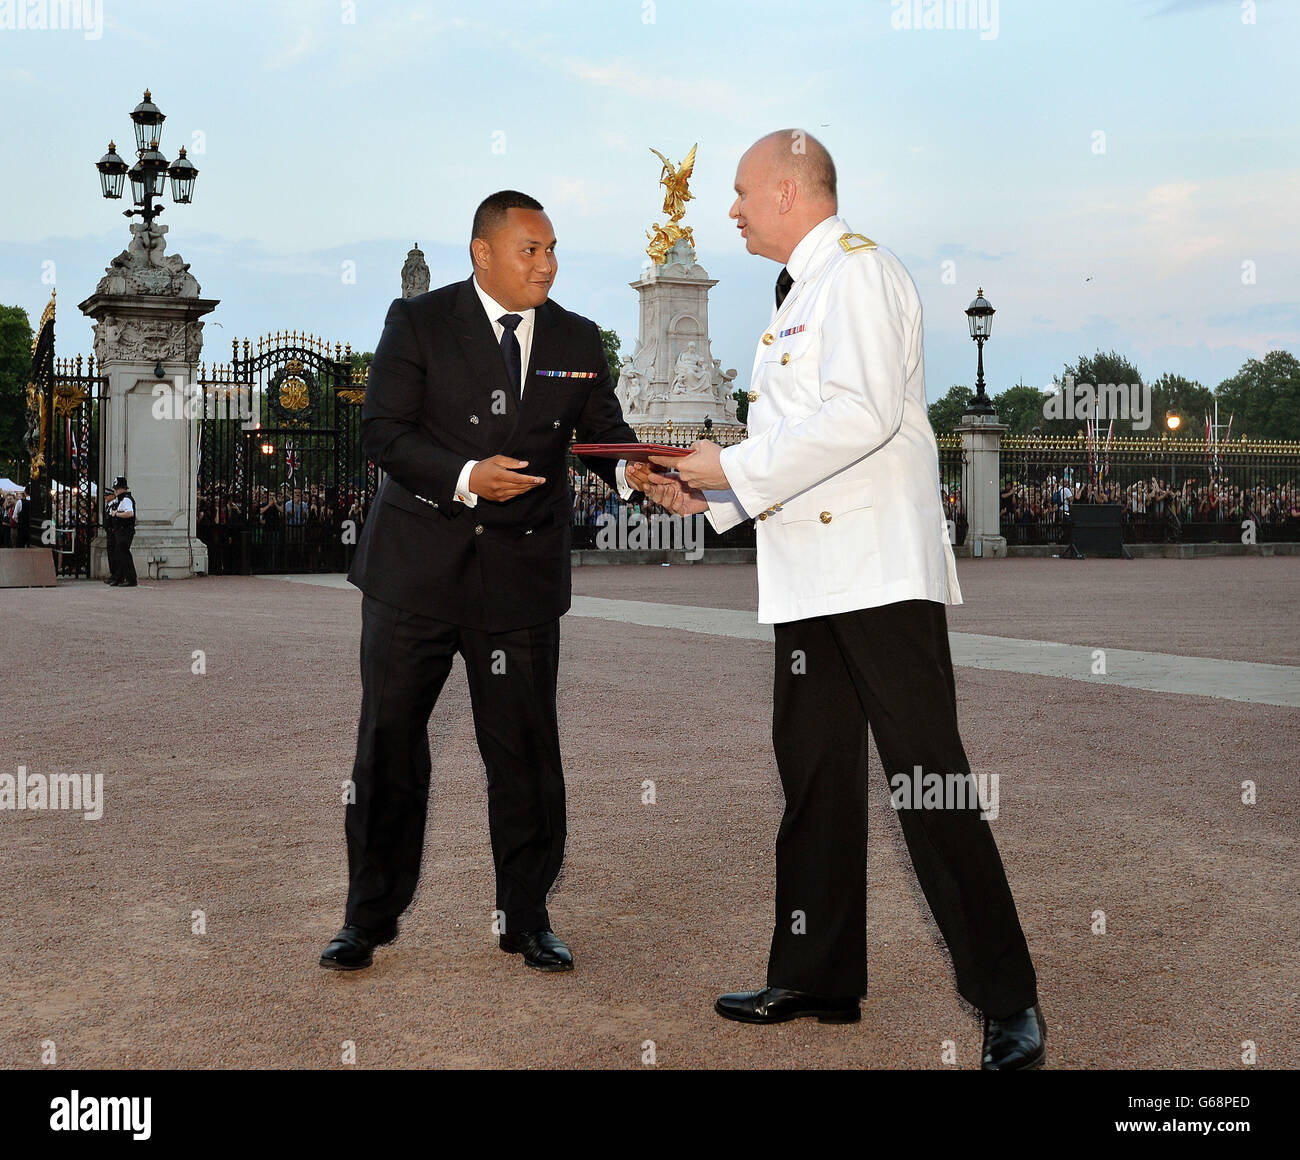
[819,511,832,524]
[747,390,759,403]
[470,414,480,424]
[553,419,561,428]
[475,524,484,535]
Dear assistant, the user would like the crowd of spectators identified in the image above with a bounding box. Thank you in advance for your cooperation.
[998,473,1300,541]
[196,480,370,572]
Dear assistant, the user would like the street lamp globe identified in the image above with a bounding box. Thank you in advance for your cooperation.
[965,288,995,339]
[96,141,128,199]
[130,89,165,152]
[167,146,198,204]
[139,139,169,198]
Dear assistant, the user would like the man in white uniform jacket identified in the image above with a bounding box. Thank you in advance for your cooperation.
[633,130,1044,1069]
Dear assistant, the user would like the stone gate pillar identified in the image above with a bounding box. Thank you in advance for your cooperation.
[956,411,1008,558]
[79,222,218,580]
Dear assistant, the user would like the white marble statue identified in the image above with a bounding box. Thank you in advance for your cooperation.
[670,341,712,396]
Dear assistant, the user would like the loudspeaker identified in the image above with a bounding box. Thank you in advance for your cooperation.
[1064,503,1131,559]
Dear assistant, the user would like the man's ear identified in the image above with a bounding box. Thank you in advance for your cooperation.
[471,237,490,270]
[777,177,797,215]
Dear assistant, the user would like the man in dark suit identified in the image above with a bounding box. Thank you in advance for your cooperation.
[321,190,638,973]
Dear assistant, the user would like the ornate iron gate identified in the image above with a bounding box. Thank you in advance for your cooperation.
[197,333,375,574]
[22,291,106,577]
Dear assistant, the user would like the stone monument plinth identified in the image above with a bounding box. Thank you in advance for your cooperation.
[617,238,740,434]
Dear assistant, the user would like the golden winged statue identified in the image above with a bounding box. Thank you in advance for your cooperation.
[650,144,697,223]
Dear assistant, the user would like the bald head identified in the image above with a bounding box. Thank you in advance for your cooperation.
[729,129,839,263]
[749,129,837,202]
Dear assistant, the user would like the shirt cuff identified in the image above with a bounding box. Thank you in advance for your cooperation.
[455,460,479,507]
[703,488,750,534]
[615,459,635,500]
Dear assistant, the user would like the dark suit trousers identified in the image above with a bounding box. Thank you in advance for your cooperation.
[767,599,1038,1019]
[110,526,136,584]
[345,594,565,935]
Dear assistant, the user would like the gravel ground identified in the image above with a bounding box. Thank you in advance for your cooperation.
[2,558,1296,1070]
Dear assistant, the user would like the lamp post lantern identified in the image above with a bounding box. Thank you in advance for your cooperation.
[963,287,996,415]
[95,89,198,229]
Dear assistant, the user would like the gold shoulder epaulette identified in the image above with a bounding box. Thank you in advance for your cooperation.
[838,232,877,253]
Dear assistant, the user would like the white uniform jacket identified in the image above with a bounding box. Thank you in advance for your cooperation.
[705,215,961,624]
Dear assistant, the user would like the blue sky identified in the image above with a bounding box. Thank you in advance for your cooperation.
[1,0,1296,398]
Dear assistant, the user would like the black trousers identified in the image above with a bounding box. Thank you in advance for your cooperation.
[768,599,1038,1019]
[109,526,136,584]
[344,595,566,935]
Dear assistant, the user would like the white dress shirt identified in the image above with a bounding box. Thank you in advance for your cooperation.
[457,276,631,507]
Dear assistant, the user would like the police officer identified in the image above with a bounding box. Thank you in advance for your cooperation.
[102,480,119,584]
[106,475,138,587]
[637,130,1044,1069]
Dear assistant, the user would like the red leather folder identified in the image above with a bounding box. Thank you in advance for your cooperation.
[571,443,692,463]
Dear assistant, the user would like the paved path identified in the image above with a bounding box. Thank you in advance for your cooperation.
[267,576,1300,708]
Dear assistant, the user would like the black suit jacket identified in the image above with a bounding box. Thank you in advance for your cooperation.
[348,276,637,632]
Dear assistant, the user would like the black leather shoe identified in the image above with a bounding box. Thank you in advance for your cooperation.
[121,581,138,587]
[982,1003,1046,1069]
[715,986,860,1024]
[499,929,574,972]
[319,922,398,971]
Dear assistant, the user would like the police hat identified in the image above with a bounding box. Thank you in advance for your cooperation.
[112,476,128,489]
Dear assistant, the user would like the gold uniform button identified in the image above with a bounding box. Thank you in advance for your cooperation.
[747,390,759,403]
[819,511,832,524]
[758,513,768,521]
[761,333,774,346]
[780,353,790,365]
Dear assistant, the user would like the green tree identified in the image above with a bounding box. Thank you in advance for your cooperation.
[1149,372,1214,437]
[0,305,34,476]
[599,328,621,382]
[732,386,749,425]
[927,384,973,434]
[1062,349,1143,389]
[1215,351,1300,441]
[991,380,1051,435]
[1047,349,1146,436]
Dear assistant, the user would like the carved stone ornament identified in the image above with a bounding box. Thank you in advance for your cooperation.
[401,243,430,298]
[93,313,205,365]
[95,221,202,298]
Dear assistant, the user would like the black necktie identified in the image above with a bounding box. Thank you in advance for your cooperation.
[499,313,523,402]
[775,267,794,308]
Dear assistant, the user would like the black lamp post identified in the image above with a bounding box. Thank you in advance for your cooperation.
[963,287,996,415]
[96,89,198,228]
